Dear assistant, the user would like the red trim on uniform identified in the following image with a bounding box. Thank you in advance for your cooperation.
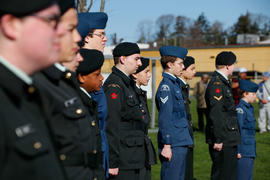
[215,88,220,93]
[110,92,118,99]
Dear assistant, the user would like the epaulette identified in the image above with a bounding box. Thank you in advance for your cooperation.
[108,84,121,88]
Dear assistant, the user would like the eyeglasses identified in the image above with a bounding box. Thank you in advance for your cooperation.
[88,32,106,39]
[30,14,61,29]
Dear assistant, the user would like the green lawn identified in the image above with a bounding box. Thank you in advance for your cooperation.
[148,99,270,180]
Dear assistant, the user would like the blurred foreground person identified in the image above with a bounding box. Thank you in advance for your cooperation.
[34,0,104,179]
[0,0,67,179]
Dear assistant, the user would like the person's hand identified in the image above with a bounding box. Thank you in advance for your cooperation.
[237,153,242,159]
[161,144,172,161]
[109,168,119,176]
[261,99,268,104]
[213,143,223,151]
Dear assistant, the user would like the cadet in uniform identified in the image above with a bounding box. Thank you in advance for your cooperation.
[34,1,104,180]
[104,42,156,180]
[236,80,259,180]
[77,12,110,178]
[131,57,158,179]
[205,51,241,180]
[156,46,193,180]
[0,0,66,180]
[177,56,196,180]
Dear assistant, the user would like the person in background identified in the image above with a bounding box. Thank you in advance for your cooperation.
[131,57,157,178]
[178,56,196,180]
[0,0,67,179]
[205,51,241,180]
[77,12,109,178]
[257,71,270,133]
[156,46,193,180]
[232,67,249,106]
[236,80,259,180]
[194,74,210,132]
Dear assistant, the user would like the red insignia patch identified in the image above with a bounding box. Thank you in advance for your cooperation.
[215,88,220,93]
[110,92,117,99]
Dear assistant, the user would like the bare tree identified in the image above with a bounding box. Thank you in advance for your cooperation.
[155,14,175,46]
[76,0,105,13]
[137,20,154,43]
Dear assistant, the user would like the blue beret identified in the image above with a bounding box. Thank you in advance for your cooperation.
[239,80,259,93]
[159,46,188,59]
[136,57,149,73]
[262,71,270,78]
[216,51,237,66]
[77,49,104,75]
[77,12,108,40]
[0,0,55,16]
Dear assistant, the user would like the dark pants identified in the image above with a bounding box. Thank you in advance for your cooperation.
[197,108,208,131]
[237,157,254,180]
[184,147,194,180]
[109,167,151,180]
[209,145,238,180]
[160,146,188,180]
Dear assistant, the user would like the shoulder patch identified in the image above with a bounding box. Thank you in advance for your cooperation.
[110,92,118,99]
[108,84,121,88]
[236,107,244,114]
[161,84,170,91]
[214,82,221,85]
[160,96,168,104]
[215,88,221,93]
[213,95,223,101]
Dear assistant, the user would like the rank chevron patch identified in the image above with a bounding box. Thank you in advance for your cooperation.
[160,96,168,104]
[213,95,223,101]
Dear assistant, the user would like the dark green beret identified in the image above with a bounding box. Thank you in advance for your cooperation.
[77,49,104,75]
[216,51,237,66]
[0,0,56,16]
[56,0,75,15]
[136,57,149,73]
[113,42,140,57]
[183,56,195,69]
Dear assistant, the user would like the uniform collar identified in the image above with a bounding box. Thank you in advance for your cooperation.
[42,65,63,83]
[239,99,252,108]
[54,63,66,72]
[80,87,92,99]
[178,77,187,85]
[214,71,230,85]
[0,56,32,85]
[163,72,177,83]
[112,66,133,86]
[216,70,228,81]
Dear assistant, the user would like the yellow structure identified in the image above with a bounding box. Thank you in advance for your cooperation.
[102,44,270,92]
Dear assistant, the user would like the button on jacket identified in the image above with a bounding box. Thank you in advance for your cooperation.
[34,65,103,180]
[205,71,241,146]
[156,72,193,148]
[104,66,147,170]
[0,64,66,180]
[236,100,256,157]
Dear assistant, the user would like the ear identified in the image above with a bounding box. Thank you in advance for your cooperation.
[167,62,173,69]
[77,74,85,84]
[119,56,126,65]
[0,15,20,40]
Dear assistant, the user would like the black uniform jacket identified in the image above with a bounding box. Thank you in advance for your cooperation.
[205,71,241,147]
[34,65,103,180]
[178,79,194,142]
[104,67,148,170]
[0,64,66,180]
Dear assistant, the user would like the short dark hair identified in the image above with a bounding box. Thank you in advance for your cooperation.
[81,29,95,47]
[160,56,177,70]
[113,56,120,65]
[215,65,226,69]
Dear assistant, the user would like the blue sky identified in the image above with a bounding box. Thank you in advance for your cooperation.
[88,0,270,43]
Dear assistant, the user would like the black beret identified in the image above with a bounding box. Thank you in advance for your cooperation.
[113,42,140,57]
[77,49,104,75]
[56,0,75,15]
[136,57,150,73]
[216,51,237,66]
[183,56,195,69]
[0,0,55,16]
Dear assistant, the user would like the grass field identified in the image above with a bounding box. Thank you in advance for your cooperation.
[148,99,270,180]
